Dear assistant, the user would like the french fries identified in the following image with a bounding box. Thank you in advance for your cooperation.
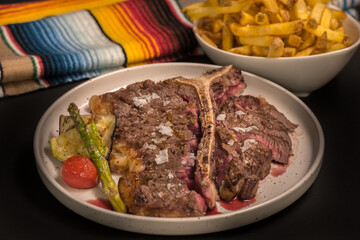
[184,0,353,57]
[229,20,303,37]
[222,14,234,50]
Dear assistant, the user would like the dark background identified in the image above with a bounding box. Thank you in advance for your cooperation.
[1,0,360,239]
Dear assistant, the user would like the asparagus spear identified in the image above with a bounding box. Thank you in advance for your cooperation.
[89,121,106,156]
[68,102,126,213]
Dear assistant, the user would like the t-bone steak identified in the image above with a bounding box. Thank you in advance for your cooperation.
[89,65,297,217]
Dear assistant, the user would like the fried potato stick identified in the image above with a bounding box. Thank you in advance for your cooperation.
[279,0,294,7]
[213,18,223,32]
[332,9,347,19]
[228,45,252,55]
[196,29,222,44]
[252,45,269,56]
[294,0,309,20]
[312,31,328,54]
[305,0,331,7]
[282,47,297,57]
[309,2,326,23]
[239,11,255,25]
[263,0,279,13]
[267,37,284,57]
[279,8,291,22]
[295,46,314,56]
[304,20,349,43]
[182,1,208,13]
[195,30,218,47]
[230,20,303,37]
[286,34,302,47]
[266,10,283,23]
[238,36,275,47]
[186,1,252,21]
[298,32,316,50]
[330,18,340,30]
[320,8,332,28]
[327,42,346,52]
[222,14,234,50]
[255,12,270,25]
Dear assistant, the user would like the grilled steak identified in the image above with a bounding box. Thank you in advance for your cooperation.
[89,65,297,217]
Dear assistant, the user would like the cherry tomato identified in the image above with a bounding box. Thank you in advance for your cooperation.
[60,156,98,189]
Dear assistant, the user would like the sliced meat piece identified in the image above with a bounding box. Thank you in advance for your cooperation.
[217,137,272,201]
[217,95,296,164]
[233,95,297,130]
[118,171,206,217]
[238,175,260,200]
[214,94,296,201]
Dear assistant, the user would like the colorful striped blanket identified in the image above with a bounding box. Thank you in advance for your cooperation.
[0,0,198,97]
[0,0,359,98]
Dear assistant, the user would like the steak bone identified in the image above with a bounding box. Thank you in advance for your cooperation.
[164,65,246,208]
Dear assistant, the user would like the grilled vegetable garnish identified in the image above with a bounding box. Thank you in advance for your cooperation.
[68,103,127,213]
[49,114,115,162]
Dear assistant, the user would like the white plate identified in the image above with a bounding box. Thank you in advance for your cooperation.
[34,63,324,235]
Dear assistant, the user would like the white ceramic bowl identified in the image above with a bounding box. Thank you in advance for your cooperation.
[194,12,360,97]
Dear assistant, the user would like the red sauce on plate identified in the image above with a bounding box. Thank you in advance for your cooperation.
[206,206,221,216]
[270,162,289,177]
[206,197,256,215]
[87,198,113,210]
[220,197,256,211]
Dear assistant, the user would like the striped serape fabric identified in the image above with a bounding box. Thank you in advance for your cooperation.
[0,0,198,97]
[331,0,360,19]
[1,0,359,98]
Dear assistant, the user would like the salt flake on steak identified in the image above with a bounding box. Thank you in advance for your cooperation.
[143,142,157,150]
[227,139,235,146]
[156,122,173,136]
[241,139,258,152]
[155,148,169,165]
[133,92,160,107]
[188,152,196,166]
[167,183,173,190]
[133,96,148,107]
[216,113,226,121]
[235,110,245,116]
[233,126,259,133]
[151,92,160,99]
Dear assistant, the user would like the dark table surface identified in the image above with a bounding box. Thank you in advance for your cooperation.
[1,1,360,239]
